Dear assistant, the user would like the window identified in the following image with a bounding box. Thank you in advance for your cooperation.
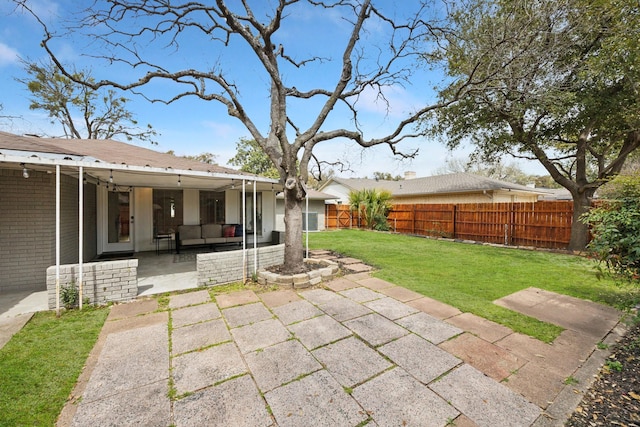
[200,191,225,224]
[245,192,262,236]
[153,189,183,235]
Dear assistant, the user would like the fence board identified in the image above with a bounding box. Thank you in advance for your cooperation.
[325,201,575,250]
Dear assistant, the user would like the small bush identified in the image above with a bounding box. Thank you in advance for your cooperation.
[60,282,79,309]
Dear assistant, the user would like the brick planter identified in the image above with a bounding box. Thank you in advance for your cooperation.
[257,258,339,289]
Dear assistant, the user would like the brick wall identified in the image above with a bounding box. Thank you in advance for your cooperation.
[0,168,97,294]
[46,259,138,309]
[197,244,285,286]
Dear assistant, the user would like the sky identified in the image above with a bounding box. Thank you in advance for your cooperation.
[0,0,547,180]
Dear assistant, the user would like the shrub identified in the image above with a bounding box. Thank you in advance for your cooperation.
[348,188,392,230]
[60,281,79,309]
[583,175,640,282]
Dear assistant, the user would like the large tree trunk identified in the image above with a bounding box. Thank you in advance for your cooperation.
[568,189,595,252]
[282,181,305,272]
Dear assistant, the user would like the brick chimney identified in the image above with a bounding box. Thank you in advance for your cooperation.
[404,171,417,180]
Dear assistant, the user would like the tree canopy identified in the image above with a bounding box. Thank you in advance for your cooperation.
[432,157,562,188]
[428,0,640,250]
[228,138,280,179]
[18,60,157,142]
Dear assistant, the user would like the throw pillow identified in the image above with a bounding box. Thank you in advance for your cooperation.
[223,225,236,237]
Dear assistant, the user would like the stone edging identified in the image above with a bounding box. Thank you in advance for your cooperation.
[257,258,339,289]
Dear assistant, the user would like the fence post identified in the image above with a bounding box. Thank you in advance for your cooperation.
[451,204,457,238]
[504,224,508,246]
[412,205,416,235]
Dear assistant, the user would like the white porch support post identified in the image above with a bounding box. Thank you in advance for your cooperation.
[55,164,61,317]
[305,185,309,259]
[78,167,84,310]
[242,179,246,283]
[253,180,257,275]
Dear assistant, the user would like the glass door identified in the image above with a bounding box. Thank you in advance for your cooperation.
[104,190,134,252]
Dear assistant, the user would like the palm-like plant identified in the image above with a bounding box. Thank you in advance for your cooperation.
[348,189,392,230]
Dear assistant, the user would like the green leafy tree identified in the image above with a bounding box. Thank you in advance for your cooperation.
[428,0,640,251]
[186,152,218,164]
[433,157,535,186]
[18,60,157,142]
[372,171,403,181]
[228,138,280,179]
[583,175,640,282]
[349,188,392,231]
[166,150,218,164]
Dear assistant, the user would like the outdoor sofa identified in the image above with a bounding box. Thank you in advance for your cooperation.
[176,223,243,253]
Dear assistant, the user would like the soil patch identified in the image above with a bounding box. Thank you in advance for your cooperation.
[565,320,640,426]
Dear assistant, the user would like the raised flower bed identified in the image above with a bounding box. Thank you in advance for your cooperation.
[257,258,339,289]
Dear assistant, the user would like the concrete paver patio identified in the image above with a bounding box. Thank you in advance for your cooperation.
[57,263,624,426]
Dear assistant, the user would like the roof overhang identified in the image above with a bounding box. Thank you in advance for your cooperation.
[0,150,281,192]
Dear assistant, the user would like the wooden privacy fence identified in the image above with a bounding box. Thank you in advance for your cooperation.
[325,201,574,250]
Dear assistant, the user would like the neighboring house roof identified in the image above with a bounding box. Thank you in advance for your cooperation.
[320,173,551,197]
[538,188,573,200]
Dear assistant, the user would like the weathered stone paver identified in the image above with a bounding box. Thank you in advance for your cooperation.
[364,296,419,320]
[446,312,513,343]
[353,368,460,426]
[379,286,423,302]
[495,287,621,339]
[344,312,408,347]
[222,302,272,328]
[215,289,259,308]
[339,286,384,303]
[430,364,541,427]
[172,318,231,355]
[173,342,246,394]
[312,336,392,387]
[439,332,526,381]
[172,302,220,328]
[288,314,352,350]
[231,318,292,354]
[72,381,170,427]
[299,288,343,305]
[318,297,372,321]
[245,339,322,392]
[272,299,322,325]
[169,290,210,309]
[324,277,359,292]
[81,323,168,402]
[265,370,367,427]
[259,289,300,308]
[107,299,158,321]
[379,333,461,384]
[407,296,462,319]
[173,375,272,427]
[396,311,463,344]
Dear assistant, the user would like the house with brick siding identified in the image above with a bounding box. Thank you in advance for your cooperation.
[0,131,279,296]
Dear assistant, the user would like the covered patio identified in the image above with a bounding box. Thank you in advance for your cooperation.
[0,131,284,313]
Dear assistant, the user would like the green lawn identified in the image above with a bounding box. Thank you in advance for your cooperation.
[0,307,109,427]
[309,229,639,342]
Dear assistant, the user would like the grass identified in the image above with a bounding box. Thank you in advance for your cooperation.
[0,307,109,427]
[309,229,640,342]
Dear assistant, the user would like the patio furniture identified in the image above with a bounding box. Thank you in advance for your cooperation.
[155,233,174,255]
[175,224,243,253]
